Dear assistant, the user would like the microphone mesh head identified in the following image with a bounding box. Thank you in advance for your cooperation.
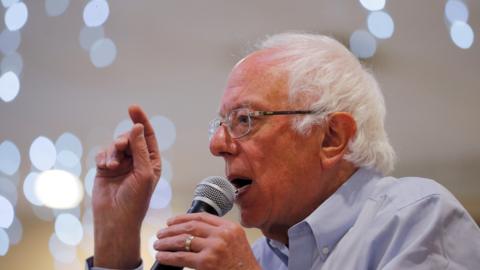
[194,176,235,216]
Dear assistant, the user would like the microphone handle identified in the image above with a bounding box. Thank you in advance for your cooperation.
[150,262,182,270]
[150,201,219,270]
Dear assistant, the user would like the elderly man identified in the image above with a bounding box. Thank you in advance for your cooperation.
[88,33,480,270]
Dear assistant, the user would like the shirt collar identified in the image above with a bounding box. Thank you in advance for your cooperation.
[302,167,382,257]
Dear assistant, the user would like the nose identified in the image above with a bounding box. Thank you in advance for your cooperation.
[209,124,237,157]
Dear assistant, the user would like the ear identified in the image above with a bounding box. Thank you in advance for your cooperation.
[319,112,357,169]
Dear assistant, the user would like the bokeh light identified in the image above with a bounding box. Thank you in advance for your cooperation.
[89,38,117,68]
[450,21,474,49]
[367,11,395,39]
[45,0,70,17]
[4,1,28,31]
[359,0,385,11]
[55,150,82,177]
[55,213,83,246]
[151,115,176,151]
[113,118,133,139]
[145,207,172,226]
[83,0,109,27]
[349,30,377,59]
[79,26,104,51]
[445,0,469,23]
[84,167,95,197]
[78,227,93,256]
[5,216,22,245]
[32,205,55,221]
[48,233,77,263]
[0,228,9,256]
[23,172,43,206]
[81,208,93,236]
[30,136,56,171]
[0,140,21,175]
[0,177,17,206]
[1,0,18,8]
[0,195,14,228]
[6,173,19,186]
[53,206,81,219]
[149,178,172,209]
[0,29,21,55]
[56,132,83,159]
[161,158,172,182]
[54,258,82,270]
[0,71,20,102]
[1,52,23,75]
[148,234,156,258]
[35,169,84,209]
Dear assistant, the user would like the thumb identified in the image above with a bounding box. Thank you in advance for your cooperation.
[129,123,152,178]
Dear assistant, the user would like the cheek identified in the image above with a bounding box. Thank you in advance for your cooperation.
[242,131,301,185]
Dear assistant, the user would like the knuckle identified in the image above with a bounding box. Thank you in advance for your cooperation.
[184,222,195,234]
[207,238,226,255]
[199,254,216,269]
[176,236,186,250]
[219,225,233,237]
[218,228,229,239]
[231,223,244,235]
[214,239,228,252]
[95,151,105,161]
[193,213,205,222]
[153,166,161,177]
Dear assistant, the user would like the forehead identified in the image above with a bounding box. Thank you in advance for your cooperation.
[219,49,290,114]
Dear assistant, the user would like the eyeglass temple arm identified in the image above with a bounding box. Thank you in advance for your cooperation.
[253,110,315,116]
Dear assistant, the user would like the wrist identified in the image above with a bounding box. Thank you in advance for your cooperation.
[93,221,142,269]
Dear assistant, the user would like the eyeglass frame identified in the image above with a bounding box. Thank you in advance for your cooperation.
[208,108,316,139]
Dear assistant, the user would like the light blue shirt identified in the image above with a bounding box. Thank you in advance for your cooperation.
[252,168,480,269]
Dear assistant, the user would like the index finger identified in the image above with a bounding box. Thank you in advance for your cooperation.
[128,104,160,156]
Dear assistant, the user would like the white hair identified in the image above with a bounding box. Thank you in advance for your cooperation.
[256,33,395,175]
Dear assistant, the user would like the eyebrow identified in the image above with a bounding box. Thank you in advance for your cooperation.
[217,102,250,116]
[218,100,270,116]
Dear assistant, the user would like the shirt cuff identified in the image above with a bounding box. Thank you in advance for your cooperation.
[85,257,144,270]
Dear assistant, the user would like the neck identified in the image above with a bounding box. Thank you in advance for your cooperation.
[263,162,358,245]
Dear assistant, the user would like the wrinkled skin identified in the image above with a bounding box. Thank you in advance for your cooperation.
[154,213,260,270]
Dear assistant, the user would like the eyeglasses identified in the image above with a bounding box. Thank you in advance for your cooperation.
[209,108,315,139]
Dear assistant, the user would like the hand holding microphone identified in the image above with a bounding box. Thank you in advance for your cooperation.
[151,176,235,270]
[152,177,261,270]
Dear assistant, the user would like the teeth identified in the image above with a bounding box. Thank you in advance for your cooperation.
[236,183,251,195]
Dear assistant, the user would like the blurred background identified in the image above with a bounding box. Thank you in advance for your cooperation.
[0,0,479,269]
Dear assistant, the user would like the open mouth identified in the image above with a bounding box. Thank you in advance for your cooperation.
[231,178,253,193]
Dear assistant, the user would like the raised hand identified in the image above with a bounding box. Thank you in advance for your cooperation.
[93,105,161,268]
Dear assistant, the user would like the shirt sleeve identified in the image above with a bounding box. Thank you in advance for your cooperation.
[85,257,144,270]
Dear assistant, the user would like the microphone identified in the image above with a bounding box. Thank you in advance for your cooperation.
[151,176,236,270]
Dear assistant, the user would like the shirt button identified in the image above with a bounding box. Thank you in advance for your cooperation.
[322,246,330,255]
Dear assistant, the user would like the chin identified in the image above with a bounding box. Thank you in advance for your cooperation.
[238,208,263,229]
[239,212,254,228]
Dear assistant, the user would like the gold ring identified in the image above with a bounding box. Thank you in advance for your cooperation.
[184,235,195,252]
